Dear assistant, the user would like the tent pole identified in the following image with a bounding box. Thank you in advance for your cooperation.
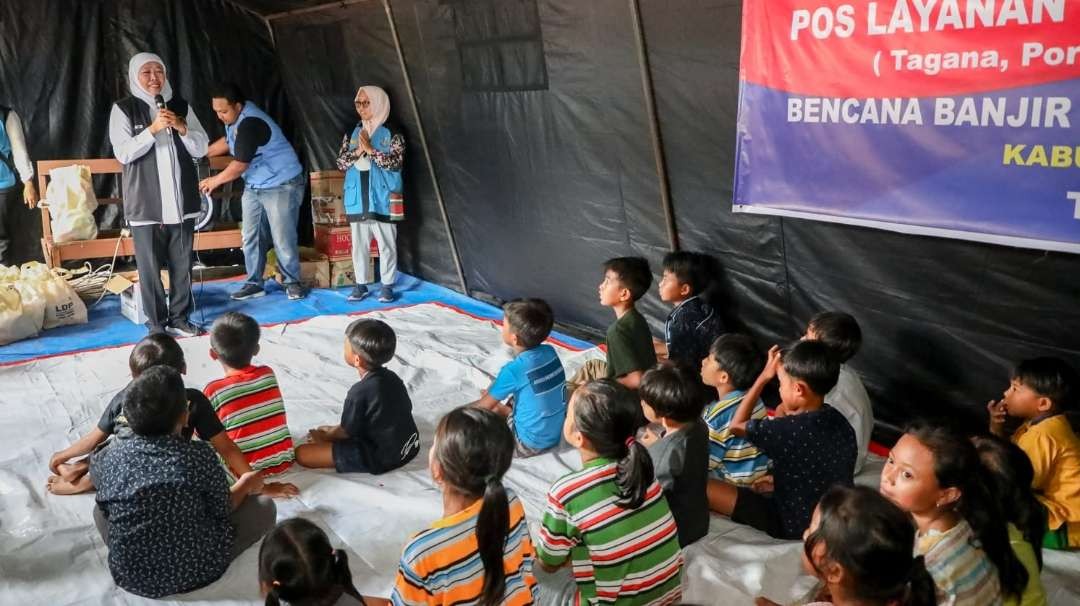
[382,0,469,294]
[628,0,679,251]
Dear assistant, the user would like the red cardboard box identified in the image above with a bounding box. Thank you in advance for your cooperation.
[314,226,381,260]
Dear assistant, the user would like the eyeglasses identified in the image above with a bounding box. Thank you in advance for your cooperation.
[354,100,371,108]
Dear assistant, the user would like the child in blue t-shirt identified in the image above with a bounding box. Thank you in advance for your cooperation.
[473,298,567,457]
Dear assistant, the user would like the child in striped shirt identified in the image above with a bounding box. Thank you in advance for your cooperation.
[535,379,683,606]
[700,334,771,488]
[392,406,536,605]
[881,424,1028,606]
[204,312,296,476]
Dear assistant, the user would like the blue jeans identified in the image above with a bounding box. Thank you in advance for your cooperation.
[241,174,304,287]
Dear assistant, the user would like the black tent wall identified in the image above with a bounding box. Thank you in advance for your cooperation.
[0,0,291,263]
[1,0,1077,440]
[266,0,1080,439]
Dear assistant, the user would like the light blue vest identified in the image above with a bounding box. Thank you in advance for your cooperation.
[342,124,403,220]
[225,103,302,189]
[0,111,16,189]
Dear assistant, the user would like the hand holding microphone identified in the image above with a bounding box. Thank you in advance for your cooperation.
[152,94,186,136]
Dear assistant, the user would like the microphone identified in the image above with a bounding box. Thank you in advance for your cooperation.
[154,94,172,134]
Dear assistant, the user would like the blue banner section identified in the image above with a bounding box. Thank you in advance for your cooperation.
[734,78,1080,251]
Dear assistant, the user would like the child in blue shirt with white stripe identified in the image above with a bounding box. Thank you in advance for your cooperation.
[473,298,567,457]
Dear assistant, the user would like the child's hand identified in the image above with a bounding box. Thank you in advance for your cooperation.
[307,426,335,443]
[48,451,67,475]
[759,345,782,382]
[261,481,300,498]
[987,399,1007,435]
[234,470,263,495]
[639,424,662,447]
[751,475,775,494]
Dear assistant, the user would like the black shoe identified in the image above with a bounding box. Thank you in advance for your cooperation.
[347,285,369,302]
[377,286,395,303]
[231,284,266,300]
[286,284,308,300]
[166,320,204,338]
[146,323,166,336]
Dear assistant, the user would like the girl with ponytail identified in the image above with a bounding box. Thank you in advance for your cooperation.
[534,379,684,606]
[756,485,937,606]
[391,406,536,605]
[258,518,369,606]
[972,435,1048,606]
[881,423,1028,606]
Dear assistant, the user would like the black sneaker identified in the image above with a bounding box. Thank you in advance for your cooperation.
[231,284,266,300]
[347,285,369,302]
[286,284,308,300]
[377,286,395,303]
[166,320,204,338]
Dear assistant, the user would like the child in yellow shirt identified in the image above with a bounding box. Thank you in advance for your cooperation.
[989,357,1080,549]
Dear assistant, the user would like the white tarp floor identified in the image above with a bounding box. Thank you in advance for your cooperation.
[2,303,1079,605]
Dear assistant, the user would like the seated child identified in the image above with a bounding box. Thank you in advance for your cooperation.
[259,518,379,606]
[656,251,725,367]
[700,334,771,486]
[640,364,711,547]
[204,312,296,476]
[880,424,1027,606]
[47,333,296,497]
[972,434,1048,606]
[802,311,874,473]
[989,356,1080,550]
[535,379,683,606]
[474,298,567,457]
[707,341,856,540]
[756,485,937,606]
[392,406,536,605]
[295,318,420,473]
[91,366,276,598]
[569,257,656,390]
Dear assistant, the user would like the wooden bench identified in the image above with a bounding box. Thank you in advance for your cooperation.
[36,157,243,268]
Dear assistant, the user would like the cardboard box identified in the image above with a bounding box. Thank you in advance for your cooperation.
[310,171,344,197]
[314,225,353,258]
[330,258,356,287]
[311,195,347,226]
[265,247,330,288]
[108,272,171,325]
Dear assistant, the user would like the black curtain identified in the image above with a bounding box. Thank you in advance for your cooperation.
[0,0,291,263]
[269,0,1080,437]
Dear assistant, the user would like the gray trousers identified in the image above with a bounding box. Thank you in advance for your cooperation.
[94,494,277,561]
[130,220,195,330]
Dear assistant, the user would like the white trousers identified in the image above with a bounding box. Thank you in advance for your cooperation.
[350,220,397,286]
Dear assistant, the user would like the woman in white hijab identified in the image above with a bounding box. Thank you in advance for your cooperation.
[108,52,209,337]
[335,85,405,303]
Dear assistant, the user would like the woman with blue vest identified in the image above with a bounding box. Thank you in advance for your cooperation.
[0,104,39,267]
[335,86,404,303]
[200,82,306,301]
[108,53,209,337]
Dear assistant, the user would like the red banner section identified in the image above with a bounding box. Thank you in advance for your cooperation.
[742,0,1080,97]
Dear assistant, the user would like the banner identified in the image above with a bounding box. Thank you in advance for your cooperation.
[734,0,1080,253]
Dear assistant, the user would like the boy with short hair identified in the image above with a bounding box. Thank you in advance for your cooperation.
[989,356,1080,549]
[295,318,420,473]
[640,363,711,547]
[474,298,567,457]
[656,251,725,367]
[204,312,295,475]
[708,340,856,540]
[700,334,771,487]
[803,311,874,473]
[91,366,276,598]
[571,256,656,390]
[47,333,296,498]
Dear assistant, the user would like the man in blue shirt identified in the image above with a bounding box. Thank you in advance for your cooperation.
[199,82,307,301]
[473,298,567,456]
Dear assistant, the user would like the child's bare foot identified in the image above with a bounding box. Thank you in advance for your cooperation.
[57,461,89,482]
[46,474,93,495]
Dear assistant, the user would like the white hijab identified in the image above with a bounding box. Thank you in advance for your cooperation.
[355,85,390,135]
[127,52,173,108]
